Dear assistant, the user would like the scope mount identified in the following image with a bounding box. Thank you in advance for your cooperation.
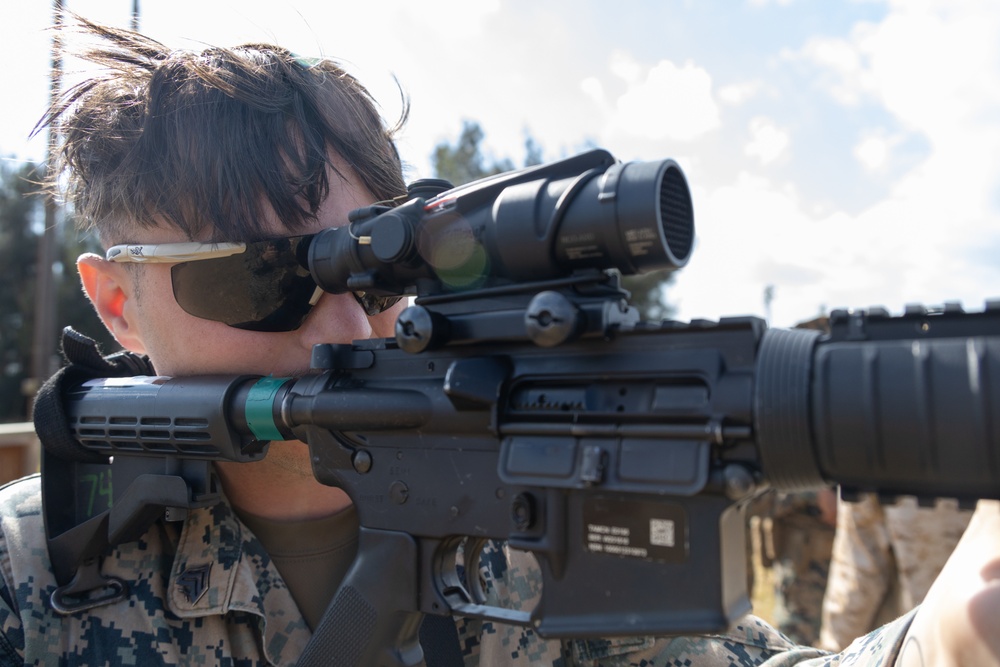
[390,269,640,353]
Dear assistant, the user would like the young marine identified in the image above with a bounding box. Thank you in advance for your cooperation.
[1,14,997,667]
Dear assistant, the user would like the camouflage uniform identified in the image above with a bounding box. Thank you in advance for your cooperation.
[756,490,836,646]
[0,474,915,666]
[819,493,972,651]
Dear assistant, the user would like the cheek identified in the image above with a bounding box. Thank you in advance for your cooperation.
[136,308,229,375]
[144,319,307,377]
[369,301,406,338]
[131,273,291,375]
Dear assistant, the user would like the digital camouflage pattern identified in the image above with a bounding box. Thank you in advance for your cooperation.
[0,474,312,665]
[819,493,972,651]
[759,490,836,646]
[0,474,913,666]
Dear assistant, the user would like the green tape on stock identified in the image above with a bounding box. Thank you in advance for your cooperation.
[245,377,289,442]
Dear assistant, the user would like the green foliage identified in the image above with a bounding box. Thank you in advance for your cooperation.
[432,121,515,186]
[0,161,40,421]
[431,122,676,320]
[523,134,544,168]
[620,271,676,321]
[0,160,118,422]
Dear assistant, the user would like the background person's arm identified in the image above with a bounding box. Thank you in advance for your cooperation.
[897,499,1000,667]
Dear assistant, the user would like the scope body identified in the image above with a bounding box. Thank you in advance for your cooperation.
[307,150,694,299]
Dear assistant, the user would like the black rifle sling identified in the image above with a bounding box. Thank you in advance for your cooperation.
[34,328,155,463]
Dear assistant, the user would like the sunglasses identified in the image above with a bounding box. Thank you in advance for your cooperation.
[105,235,401,332]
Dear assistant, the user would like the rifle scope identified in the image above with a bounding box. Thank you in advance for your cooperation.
[306,149,694,296]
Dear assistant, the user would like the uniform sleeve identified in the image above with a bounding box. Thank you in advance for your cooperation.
[0,480,30,666]
[558,606,917,667]
[882,497,972,610]
[819,494,893,651]
[0,585,24,666]
[564,611,914,666]
[566,616,823,667]
[762,611,915,667]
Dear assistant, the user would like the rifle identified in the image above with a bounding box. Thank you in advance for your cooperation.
[39,149,1000,666]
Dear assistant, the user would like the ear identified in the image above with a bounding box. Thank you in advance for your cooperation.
[77,253,147,355]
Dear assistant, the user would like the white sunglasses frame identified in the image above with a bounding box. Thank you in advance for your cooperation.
[105,241,247,263]
[105,239,325,313]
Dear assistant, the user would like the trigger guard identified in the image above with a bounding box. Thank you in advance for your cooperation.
[463,537,491,605]
[433,537,534,628]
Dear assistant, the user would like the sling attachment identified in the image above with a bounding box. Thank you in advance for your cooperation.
[33,327,218,614]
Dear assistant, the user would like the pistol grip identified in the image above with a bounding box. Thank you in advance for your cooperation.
[297,528,424,667]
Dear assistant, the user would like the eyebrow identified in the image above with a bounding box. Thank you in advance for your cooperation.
[105,241,247,263]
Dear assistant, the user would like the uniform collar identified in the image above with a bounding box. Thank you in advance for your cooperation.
[166,499,312,665]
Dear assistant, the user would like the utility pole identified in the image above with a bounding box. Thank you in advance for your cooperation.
[28,0,64,403]
[131,0,140,31]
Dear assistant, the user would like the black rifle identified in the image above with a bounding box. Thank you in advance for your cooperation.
[39,149,1000,666]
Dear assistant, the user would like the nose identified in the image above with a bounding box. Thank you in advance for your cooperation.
[295,290,374,350]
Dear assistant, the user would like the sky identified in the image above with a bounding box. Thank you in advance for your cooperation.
[1,0,999,328]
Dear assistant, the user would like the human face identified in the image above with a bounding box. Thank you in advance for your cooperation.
[105,167,403,378]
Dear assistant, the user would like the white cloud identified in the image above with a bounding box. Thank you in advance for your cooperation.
[788,31,875,107]
[718,80,762,106]
[801,36,861,76]
[864,5,1000,140]
[849,2,1000,256]
[744,117,790,165]
[609,51,644,85]
[852,131,900,171]
[674,171,824,324]
[794,2,1000,134]
[708,0,1000,326]
[675,163,964,327]
[580,76,605,106]
[609,59,721,142]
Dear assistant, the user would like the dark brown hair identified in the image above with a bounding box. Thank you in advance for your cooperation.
[37,14,408,245]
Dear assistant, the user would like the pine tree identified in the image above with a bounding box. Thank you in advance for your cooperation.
[0,160,117,421]
[431,121,515,186]
[0,161,42,420]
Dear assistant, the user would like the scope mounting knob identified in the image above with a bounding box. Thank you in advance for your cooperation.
[525,291,584,347]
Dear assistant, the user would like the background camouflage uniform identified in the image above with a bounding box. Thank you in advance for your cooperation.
[818,493,973,651]
[751,489,836,646]
[0,474,917,666]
